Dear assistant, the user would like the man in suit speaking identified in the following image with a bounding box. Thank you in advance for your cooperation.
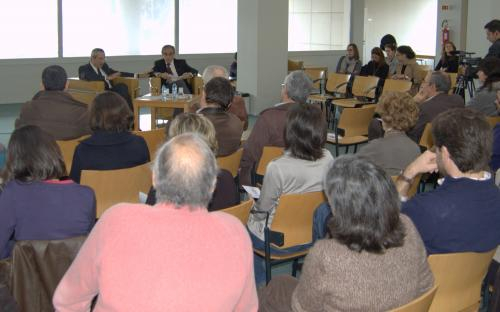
[79,48,141,110]
[152,45,198,94]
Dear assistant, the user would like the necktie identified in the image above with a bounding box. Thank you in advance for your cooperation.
[97,68,104,79]
[166,63,173,75]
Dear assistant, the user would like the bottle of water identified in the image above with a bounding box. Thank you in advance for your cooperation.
[172,82,178,99]
[161,85,168,102]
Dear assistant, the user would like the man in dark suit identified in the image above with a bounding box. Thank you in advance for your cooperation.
[152,45,198,94]
[407,71,464,143]
[79,48,138,110]
[198,77,242,157]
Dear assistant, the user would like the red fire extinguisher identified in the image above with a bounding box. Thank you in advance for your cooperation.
[441,20,450,44]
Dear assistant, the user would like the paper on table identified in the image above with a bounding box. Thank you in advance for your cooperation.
[242,185,261,199]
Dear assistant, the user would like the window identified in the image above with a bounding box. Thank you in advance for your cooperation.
[288,0,351,51]
[0,0,58,59]
[62,0,175,57]
[179,0,237,54]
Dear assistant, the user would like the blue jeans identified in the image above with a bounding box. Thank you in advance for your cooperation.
[248,229,312,286]
[312,202,332,242]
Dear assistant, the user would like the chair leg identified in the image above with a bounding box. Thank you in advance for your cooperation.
[354,144,358,153]
[292,259,300,277]
[264,230,272,285]
[335,144,339,157]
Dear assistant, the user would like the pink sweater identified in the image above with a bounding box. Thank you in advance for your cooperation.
[53,203,258,311]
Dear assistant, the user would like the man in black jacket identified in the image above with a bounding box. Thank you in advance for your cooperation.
[79,48,139,109]
[485,19,500,59]
[152,45,198,94]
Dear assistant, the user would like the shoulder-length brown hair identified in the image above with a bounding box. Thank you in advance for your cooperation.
[1,125,66,186]
[371,47,386,68]
[348,43,360,61]
[90,91,132,132]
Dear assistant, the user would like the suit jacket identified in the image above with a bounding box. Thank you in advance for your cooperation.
[394,59,421,83]
[78,63,134,89]
[152,58,198,90]
[15,90,91,140]
[199,107,243,157]
[407,93,464,143]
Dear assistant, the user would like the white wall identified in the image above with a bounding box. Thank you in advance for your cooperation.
[363,0,437,63]
[466,0,500,58]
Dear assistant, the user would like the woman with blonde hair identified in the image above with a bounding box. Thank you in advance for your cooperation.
[358,92,421,176]
[146,113,239,210]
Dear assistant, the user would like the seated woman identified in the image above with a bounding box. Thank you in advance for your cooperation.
[247,103,333,286]
[146,113,239,210]
[0,125,95,259]
[360,47,389,79]
[258,155,434,311]
[336,43,362,75]
[358,92,421,176]
[435,41,459,73]
[467,57,500,116]
[69,91,150,183]
[392,45,421,84]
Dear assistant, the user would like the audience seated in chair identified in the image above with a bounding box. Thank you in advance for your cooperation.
[239,70,313,186]
[360,47,389,79]
[435,41,459,73]
[258,155,433,311]
[192,65,248,130]
[359,92,421,176]
[392,45,421,84]
[336,43,362,75]
[397,108,500,255]
[197,77,243,156]
[384,43,399,77]
[145,113,239,211]
[247,103,333,286]
[0,125,95,259]
[69,92,149,183]
[53,133,258,311]
[406,71,464,143]
[466,57,500,116]
[15,65,91,140]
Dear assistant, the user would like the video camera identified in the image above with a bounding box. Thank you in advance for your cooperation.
[450,50,481,78]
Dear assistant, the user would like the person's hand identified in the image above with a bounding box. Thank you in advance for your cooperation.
[137,69,153,78]
[108,72,121,80]
[413,86,427,104]
[403,150,438,179]
[181,72,194,79]
[160,72,173,82]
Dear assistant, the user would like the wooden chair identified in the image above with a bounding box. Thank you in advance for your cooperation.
[308,73,351,125]
[189,75,204,95]
[287,59,304,72]
[67,78,105,105]
[419,123,433,150]
[391,174,422,198]
[216,148,243,178]
[133,129,166,159]
[220,198,254,224]
[487,116,500,129]
[56,135,90,172]
[448,72,458,94]
[304,67,327,91]
[390,285,438,312]
[68,77,140,101]
[256,146,285,177]
[428,249,496,312]
[331,75,380,108]
[80,163,152,218]
[253,191,327,284]
[381,79,413,95]
[327,104,377,156]
[113,77,140,99]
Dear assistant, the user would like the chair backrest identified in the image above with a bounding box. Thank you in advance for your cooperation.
[487,116,500,129]
[337,104,377,137]
[67,78,105,92]
[216,148,243,178]
[351,75,380,98]
[325,73,350,94]
[271,191,327,248]
[256,146,285,176]
[56,135,90,172]
[304,67,328,90]
[390,285,438,312]
[381,79,412,95]
[419,123,433,150]
[67,90,98,105]
[288,59,304,71]
[133,129,166,159]
[189,75,204,95]
[80,163,152,218]
[428,249,496,312]
[220,198,254,224]
[8,236,86,312]
[448,72,458,93]
[414,68,430,85]
[391,174,422,199]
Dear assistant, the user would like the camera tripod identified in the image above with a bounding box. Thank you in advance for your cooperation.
[454,74,476,99]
